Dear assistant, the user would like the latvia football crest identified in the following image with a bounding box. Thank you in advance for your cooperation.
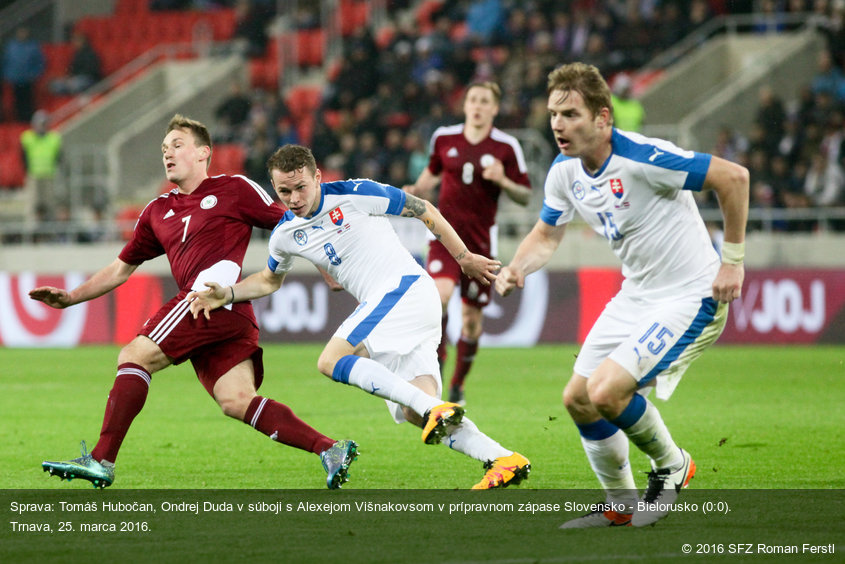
[329,207,344,226]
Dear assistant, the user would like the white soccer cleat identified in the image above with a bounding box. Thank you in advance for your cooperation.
[632,448,696,527]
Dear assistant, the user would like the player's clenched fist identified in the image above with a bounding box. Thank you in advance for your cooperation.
[495,266,524,297]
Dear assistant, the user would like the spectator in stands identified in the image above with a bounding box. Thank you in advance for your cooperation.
[754,85,787,153]
[804,150,845,209]
[213,80,252,142]
[233,0,269,58]
[405,130,428,181]
[2,26,45,122]
[49,32,102,96]
[465,0,506,46]
[610,73,645,132]
[712,125,749,164]
[810,48,845,100]
[20,110,62,225]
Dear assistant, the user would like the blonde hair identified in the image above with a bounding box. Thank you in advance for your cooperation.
[465,81,502,105]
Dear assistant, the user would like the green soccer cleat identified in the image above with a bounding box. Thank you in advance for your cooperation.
[320,439,358,490]
[42,441,114,489]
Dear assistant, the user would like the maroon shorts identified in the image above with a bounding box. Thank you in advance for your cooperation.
[425,240,492,308]
[140,291,265,396]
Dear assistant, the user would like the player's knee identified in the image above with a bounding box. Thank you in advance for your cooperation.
[586,378,622,419]
[563,380,592,418]
[215,390,253,419]
[316,353,335,378]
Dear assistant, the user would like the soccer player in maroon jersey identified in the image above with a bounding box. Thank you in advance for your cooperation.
[29,115,357,489]
[404,81,532,405]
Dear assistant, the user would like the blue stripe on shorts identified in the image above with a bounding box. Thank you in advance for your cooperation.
[640,297,718,388]
[346,274,420,346]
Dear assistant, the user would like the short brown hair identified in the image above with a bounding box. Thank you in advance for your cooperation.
[266,144,317,176]
[547,63,612,120]
[465,81,501,105]
[166,114,212,149]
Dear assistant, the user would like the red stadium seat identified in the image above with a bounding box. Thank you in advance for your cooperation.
[249,57,280,91]
[209,9,237,40]
[340,0,370,36]
[0,123,27,151]
[297,29,324,67]
[295,113,315,145]
[0,149,26,188]
[209,144,246,176]
[115,205,144,241]
[319,168,344,182]
[285,85,322,119]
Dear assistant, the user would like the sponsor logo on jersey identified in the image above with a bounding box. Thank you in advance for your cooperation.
[648,147,664,162]
[447,147,459,158]
[572,181,586,200]
[163,209,175,219]
[294,229,308,245]
[329,207,344,226]
[200,195,218,209]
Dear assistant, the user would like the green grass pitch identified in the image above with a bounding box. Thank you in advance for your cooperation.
[2,344,843,563]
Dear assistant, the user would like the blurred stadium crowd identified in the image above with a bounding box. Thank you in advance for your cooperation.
[2,0,845,243]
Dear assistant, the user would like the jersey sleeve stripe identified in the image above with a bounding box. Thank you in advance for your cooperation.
[611,130,711,191]
[234,174,275,205]
[491,128,529,172]
[385,186,406,215]
[540,202,563,226]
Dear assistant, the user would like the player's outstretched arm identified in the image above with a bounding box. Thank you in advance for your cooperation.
[402,193,501,285]
[188,267,286,320]
[703,156,750,303]
[402,167,440,201]
[29,258,138,309]
[496,219,566,297]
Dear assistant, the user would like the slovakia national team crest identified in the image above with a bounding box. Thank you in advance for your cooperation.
[610,179,630,209]
[294,229,308,245]
[572,181,586,200]
[329,206,344,226]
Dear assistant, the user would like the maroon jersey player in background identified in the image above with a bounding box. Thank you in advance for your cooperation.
[405,82,532,405]
[30,114,357,489]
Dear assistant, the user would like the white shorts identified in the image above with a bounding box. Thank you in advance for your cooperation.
[334,274,441,423]
[573,291,728,400]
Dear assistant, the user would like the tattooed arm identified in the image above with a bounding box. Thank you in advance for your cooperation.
[401,193,500,285]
